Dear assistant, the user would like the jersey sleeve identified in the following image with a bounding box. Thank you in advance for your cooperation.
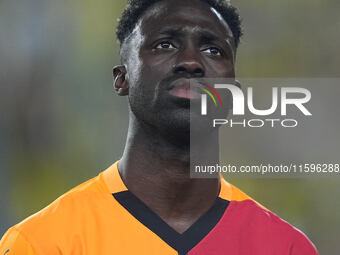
[0,227,37,255]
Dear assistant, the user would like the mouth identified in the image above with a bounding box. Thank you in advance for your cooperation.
[167,78,201,100]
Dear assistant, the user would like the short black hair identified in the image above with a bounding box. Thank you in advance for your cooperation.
[116,0,243,48]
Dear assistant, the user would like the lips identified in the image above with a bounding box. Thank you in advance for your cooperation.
[167,78,201,100]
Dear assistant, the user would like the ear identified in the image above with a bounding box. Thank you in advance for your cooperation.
[113,65,128,96]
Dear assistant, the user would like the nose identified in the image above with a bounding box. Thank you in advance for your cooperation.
[172,46,205,78]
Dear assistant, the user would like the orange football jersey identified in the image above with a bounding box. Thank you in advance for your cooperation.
[1,161,311,255]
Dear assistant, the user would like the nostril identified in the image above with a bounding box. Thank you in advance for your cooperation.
[194,68,204,77]
[174,66,187,74]
[173,66,204,76]
[172,61,205,77]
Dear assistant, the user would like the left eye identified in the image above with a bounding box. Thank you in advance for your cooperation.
[202,47,221,56]
[156,41,176,49]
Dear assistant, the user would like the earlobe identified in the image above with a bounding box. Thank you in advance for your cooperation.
[113,65,129,96]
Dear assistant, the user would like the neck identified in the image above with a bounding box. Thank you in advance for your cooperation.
[118,112,221,233]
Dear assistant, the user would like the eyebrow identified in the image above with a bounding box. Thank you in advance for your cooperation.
[154,26,233,41]
[152,26,234,52]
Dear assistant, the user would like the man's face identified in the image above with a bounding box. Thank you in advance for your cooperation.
[121,0,235,134]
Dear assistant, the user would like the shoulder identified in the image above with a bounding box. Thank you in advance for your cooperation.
[226,199,319,254]
[219,178,268,210]
[0,227,36,255]
[0,169,113,254]
[18,171,112,229]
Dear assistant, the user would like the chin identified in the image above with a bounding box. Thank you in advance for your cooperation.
[153,110,190,143]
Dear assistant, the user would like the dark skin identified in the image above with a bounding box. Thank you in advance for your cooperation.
[113,0,236,234]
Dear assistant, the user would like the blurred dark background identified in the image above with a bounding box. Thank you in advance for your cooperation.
[0,0,339,254]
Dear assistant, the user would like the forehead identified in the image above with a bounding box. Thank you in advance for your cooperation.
[138,0,234,41]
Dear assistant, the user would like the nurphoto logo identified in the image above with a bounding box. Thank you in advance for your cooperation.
[200,83,312,128]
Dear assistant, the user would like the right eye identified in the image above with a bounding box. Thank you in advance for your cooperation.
[155,41,176,49]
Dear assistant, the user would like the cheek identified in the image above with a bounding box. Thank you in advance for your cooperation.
[206,59,235,77]
[126,57,143,88]
[143,51,174,75]
[126,53,155,92]
[127,62,162,108]
[133,52,172,95]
